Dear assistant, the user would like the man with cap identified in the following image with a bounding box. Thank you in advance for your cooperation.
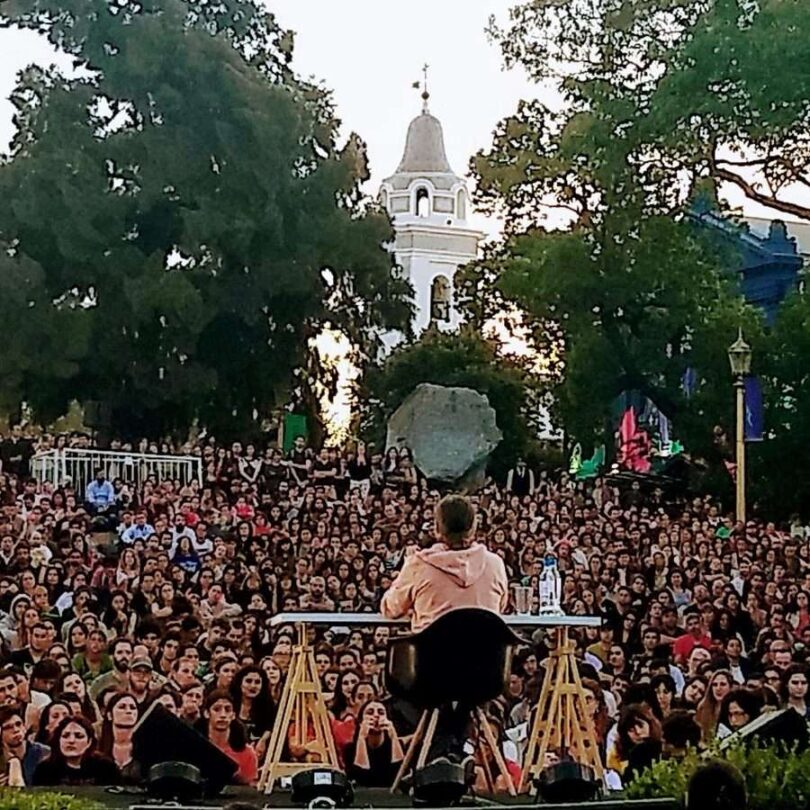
[127,655,157,708]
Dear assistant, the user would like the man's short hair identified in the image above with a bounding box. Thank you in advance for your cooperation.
[662,710,701,749]
[31,659,61,681]
[436,495,475,547]
[0,706,23,727]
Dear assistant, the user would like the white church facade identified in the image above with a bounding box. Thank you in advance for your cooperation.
[378,93,483,348]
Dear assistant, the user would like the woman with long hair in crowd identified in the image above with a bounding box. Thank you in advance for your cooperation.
[581,678,612,755]
[98,692,140,775]
[59,671,100,726]
[782,664,810,718]
[116,549,140,589]
[35,700,72,745]
[650,674,677,718]
[329,669,362,760]
[33,715,121,786]
[343,698,404,787]
[204,690,258,785]
[676,675,709,711]
[171,536,201,576]
[101,590,136,638]
[607,704,662,781]
[718,688,763,734]
[695,669,733,741]
[260,655,284,704]
[229,665,276,742]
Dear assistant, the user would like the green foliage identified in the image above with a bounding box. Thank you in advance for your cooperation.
[490,0,810,221]
[626,743,810,810]
[472,0,810,515]
[0,0,411,438]
[362,330,539,476]
[624,747,697,804]
[2,789,100,810]
[748,282,810,517]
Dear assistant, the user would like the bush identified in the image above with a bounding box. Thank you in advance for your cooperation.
[625,743,810,810]
[1,789,101,810]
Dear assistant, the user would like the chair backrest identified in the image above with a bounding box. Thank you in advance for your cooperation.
[386,608,520,708]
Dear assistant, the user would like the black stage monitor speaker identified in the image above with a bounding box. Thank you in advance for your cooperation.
[411,760,468,807]
[535,761,599,804]
[132,702,237,797]
[146,761,203,802]
[291,768,353,807]
[718,707,809,752]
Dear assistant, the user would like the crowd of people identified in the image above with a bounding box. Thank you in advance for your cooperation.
[0,427,809,792]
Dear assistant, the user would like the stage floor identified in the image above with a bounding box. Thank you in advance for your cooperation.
[38,786,678,810]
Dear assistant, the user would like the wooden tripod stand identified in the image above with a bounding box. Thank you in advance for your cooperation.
[258,623,340,794]
[520,627,604,792]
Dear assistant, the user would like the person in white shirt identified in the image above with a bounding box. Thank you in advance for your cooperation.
[191,521,214,557]
[170,515,195,547]
[120,512,155,545]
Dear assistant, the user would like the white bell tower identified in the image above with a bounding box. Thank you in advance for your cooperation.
[379,70,484,349]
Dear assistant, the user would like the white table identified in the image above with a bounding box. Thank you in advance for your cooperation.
[269,611,602,628]
[260,610,602,793]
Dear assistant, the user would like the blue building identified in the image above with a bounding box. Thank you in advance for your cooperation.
[690,206,804,323]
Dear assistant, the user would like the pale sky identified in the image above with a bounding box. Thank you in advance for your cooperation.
[0,1,555,237]
[0,2,794,230]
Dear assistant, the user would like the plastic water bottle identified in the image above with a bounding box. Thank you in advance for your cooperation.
[539,554,563,616]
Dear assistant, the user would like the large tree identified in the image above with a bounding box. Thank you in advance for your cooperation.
[490,0,810,221]
[0,0,410,438]
[467,0,810,514]
[465,85,760,460]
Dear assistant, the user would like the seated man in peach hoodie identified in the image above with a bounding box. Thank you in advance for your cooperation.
[381,494,508,632]
[381,494,509,767]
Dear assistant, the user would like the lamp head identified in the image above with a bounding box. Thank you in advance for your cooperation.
[728,329,752,377]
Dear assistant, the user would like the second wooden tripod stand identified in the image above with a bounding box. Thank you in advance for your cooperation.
[520,627,604,791]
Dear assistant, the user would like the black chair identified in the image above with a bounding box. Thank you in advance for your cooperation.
[386,608,522,794]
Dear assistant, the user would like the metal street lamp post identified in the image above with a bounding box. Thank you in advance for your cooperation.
[727,329,753,525]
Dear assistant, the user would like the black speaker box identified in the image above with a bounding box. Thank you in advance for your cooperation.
[132,702,237,796]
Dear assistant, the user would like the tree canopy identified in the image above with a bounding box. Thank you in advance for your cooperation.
[491,0,810,221]
[0,0,410,438]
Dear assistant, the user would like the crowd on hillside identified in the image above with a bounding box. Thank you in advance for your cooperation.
[0,427,809,791]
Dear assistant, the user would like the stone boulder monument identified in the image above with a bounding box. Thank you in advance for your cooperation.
[386,383,502,488]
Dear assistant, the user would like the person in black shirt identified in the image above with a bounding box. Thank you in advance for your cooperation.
[347,441,371,499]
[344,699,404,787]
[0,428,33,478]
[506,458,534,497]
[286,436,310,487]
[32,715,120,786]
[311,448,338,497]
[261,448,286,495]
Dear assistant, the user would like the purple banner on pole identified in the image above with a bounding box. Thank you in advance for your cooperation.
[745,375,764,442]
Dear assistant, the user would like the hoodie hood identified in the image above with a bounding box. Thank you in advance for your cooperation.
[416,542,489,588]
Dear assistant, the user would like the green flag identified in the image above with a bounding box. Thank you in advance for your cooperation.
[282,413,308,453]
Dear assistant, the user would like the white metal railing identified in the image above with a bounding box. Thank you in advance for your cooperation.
[31,448,202,493]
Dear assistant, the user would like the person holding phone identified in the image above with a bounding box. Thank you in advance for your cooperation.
[344,700,404,787]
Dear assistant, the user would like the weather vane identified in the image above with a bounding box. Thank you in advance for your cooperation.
[412,63,430,112]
